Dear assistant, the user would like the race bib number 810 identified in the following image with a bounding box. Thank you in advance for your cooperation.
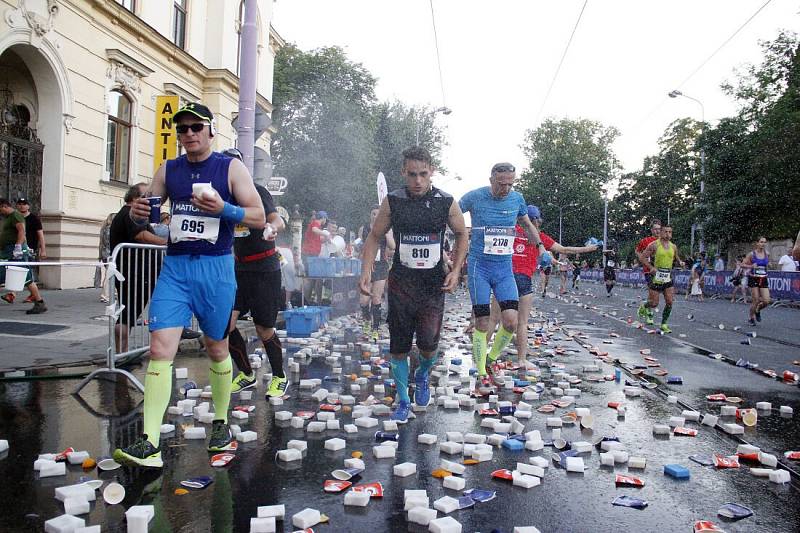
[398,233,440,269]
[483,227,515,255]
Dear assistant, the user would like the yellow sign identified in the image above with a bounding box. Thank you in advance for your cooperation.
[154,95,180,172]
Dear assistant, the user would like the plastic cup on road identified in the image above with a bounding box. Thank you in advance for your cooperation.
[741,409,757,427]
[103,482,125,505]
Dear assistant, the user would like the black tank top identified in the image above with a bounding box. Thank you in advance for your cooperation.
[361,224,388,265]
[387,186,453,282]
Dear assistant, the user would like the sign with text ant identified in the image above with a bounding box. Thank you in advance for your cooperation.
[154,95,180,172]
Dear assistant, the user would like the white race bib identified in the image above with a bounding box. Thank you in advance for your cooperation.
[483,227,515,255]
[398,233,440,269]
[655,268,671,283]
[753,266,767,276]
[606,260,615,268]
[169,202,221,244]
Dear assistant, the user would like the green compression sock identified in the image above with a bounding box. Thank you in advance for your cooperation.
[209,356,233,423]
[391,357,410,403]
[488,326,514,361]
[662,304,672,324]
[472,330,488,376]
[416,352,438,377]
[143,360,173,448]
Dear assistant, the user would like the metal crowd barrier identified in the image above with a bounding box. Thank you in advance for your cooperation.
[75,242,167,394]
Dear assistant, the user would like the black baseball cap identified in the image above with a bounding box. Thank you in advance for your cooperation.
[15,198,29,204]
[172,102,214,123]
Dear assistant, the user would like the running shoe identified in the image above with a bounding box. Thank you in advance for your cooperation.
[113,436,162,468]
[660,324,672,334]
[26,300,47,314]
[231,371,257,393]
[414,370,431,407]
[637,304,648,321]
[23,294,34,303]
[1,293,15,304]
[266,375,289,398]
[748,318,757,327]
[362,323,373,337]
[391,400,411,423]
[755,311,762,322]
[208,420,236,452]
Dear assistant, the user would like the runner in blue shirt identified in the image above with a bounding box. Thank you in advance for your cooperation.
[459,162,549,390]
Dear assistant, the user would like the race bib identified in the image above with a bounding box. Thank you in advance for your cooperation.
[398,233,440,269]
[606,260,615,268]
[234,224,250,238]
[753,266,767,276]
[655,268,671,283]
[169,202,221,244]
[483,227,515,255]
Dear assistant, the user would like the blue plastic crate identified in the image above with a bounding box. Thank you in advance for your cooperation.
[334,257,347,276]
[305,306,331,325]
[306,257,336,277]
[284,308,318,337]
[350,258,362,276]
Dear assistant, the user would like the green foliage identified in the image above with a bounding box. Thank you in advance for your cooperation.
[517,118,619,248]
[271,45,447,229]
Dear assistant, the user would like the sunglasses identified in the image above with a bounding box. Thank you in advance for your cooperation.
[492,164,515,173]
[176,123,208,134]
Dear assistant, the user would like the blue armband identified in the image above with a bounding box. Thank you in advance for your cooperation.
[220,201,245,223]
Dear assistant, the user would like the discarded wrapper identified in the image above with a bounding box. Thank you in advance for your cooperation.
[784,451,800,460]
[180,476,214,489]
[457,496,475,510]
[54,447,75,462]
[210,453,236,467]
[490,469,513,481]
[352,482,383,497]
[693,520,726,533]
[615,474,644,487]
[233,405,255,413]
[611,495,648,509]
[463,488,496,503]
[717,502,753,520]
[296,411,316,420]
[673,427,698,437]
[324,479,352,493]
[713,454,740,469]
[706,393,727,402]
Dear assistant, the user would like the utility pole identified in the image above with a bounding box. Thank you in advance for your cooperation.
[237,0,258,176]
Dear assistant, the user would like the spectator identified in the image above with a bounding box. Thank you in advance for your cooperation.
[96,212,115,303]
[109,183,166,352]
[714,254,725,271]
[319,220,344,257]
[0,198,46,313]
[302,211,329,304]
[730,255,749,303]
[778,250,798,272]
[793,229,800,262]
[15,198,46,261]
[152,211,171,240]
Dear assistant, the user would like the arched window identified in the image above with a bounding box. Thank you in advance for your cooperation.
[106,90,132,183]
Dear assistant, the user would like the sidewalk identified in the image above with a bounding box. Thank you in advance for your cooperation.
[0,288,259,372]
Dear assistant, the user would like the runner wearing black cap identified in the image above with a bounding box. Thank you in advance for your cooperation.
[222,148,289,398]
[114,103,266,468]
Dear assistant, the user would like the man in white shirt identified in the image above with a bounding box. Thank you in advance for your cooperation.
[778,253,798,272]
[714,255,725,271]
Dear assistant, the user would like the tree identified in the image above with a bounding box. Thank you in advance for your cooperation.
[271,45,378,229]
[517,118,619,247]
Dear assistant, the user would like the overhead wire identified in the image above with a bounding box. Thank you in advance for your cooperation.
[634,0,774,128]
[535,0,590,124]
[429,0,447,106]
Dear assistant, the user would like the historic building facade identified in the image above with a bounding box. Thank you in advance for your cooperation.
[0,0,282,287]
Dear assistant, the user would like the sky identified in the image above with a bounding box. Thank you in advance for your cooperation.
[272,0,798,200]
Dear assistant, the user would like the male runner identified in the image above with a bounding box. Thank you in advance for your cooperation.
[603,246,617,297]
[635,219,661,286]
[459,163,545,390]
[220,148,288,398]
[638,224,685,334]
[359,146,467,422]
[114,103,265,467]
[486,205,596,369]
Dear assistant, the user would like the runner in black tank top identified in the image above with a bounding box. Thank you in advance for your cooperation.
[359,147,469,423]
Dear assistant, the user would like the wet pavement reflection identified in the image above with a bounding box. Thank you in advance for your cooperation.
[0,289,798,532]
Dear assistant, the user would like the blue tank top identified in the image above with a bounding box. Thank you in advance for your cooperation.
[752,251,769,276]
[165,152,235,256]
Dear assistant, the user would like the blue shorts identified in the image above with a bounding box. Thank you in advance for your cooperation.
[514,273,533,297]
[149,254,236,341]
[468,257,518,307]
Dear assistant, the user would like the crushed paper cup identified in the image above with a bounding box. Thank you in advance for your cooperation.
[81,479,103,490]
[717,502,753,520]
[713,454,740,469]
[462,488,496,503]
[351,482,384,497]
[611,495,648,509]
[103,482,125,505]
[180,476,214,489]
[210,453,236,467]
[615,474,645,487]
[332,467,364,480]
[323,480,351,493]
[97,457,122,471]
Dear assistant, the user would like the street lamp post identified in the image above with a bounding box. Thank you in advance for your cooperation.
[550,203,579,243]
[668,89,705,253]
[415,106,452,145]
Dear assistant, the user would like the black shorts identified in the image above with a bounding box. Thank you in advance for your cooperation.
[387,273,445,354]
[648,281,673,292]
[371,261,389,282]
[748,275,768,289]
[731,276,742,287]
[234,269,282,328]
[604,268,616,282]
[644,272,654,285]
[542,266,553,276]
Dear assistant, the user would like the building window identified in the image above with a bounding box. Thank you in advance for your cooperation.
[115,0,135,11]
[173,0,187,49]
[106,90,132,183]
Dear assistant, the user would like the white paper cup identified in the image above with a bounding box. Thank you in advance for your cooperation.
[103,482,125,505]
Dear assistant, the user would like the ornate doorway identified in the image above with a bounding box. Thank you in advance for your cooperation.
[0,88,43,211]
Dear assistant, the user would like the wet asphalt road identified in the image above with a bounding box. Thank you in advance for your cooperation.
[0,287,798,533]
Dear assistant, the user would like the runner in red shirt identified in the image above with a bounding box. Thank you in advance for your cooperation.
[486,205,597,369]
[635,219,662,285]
